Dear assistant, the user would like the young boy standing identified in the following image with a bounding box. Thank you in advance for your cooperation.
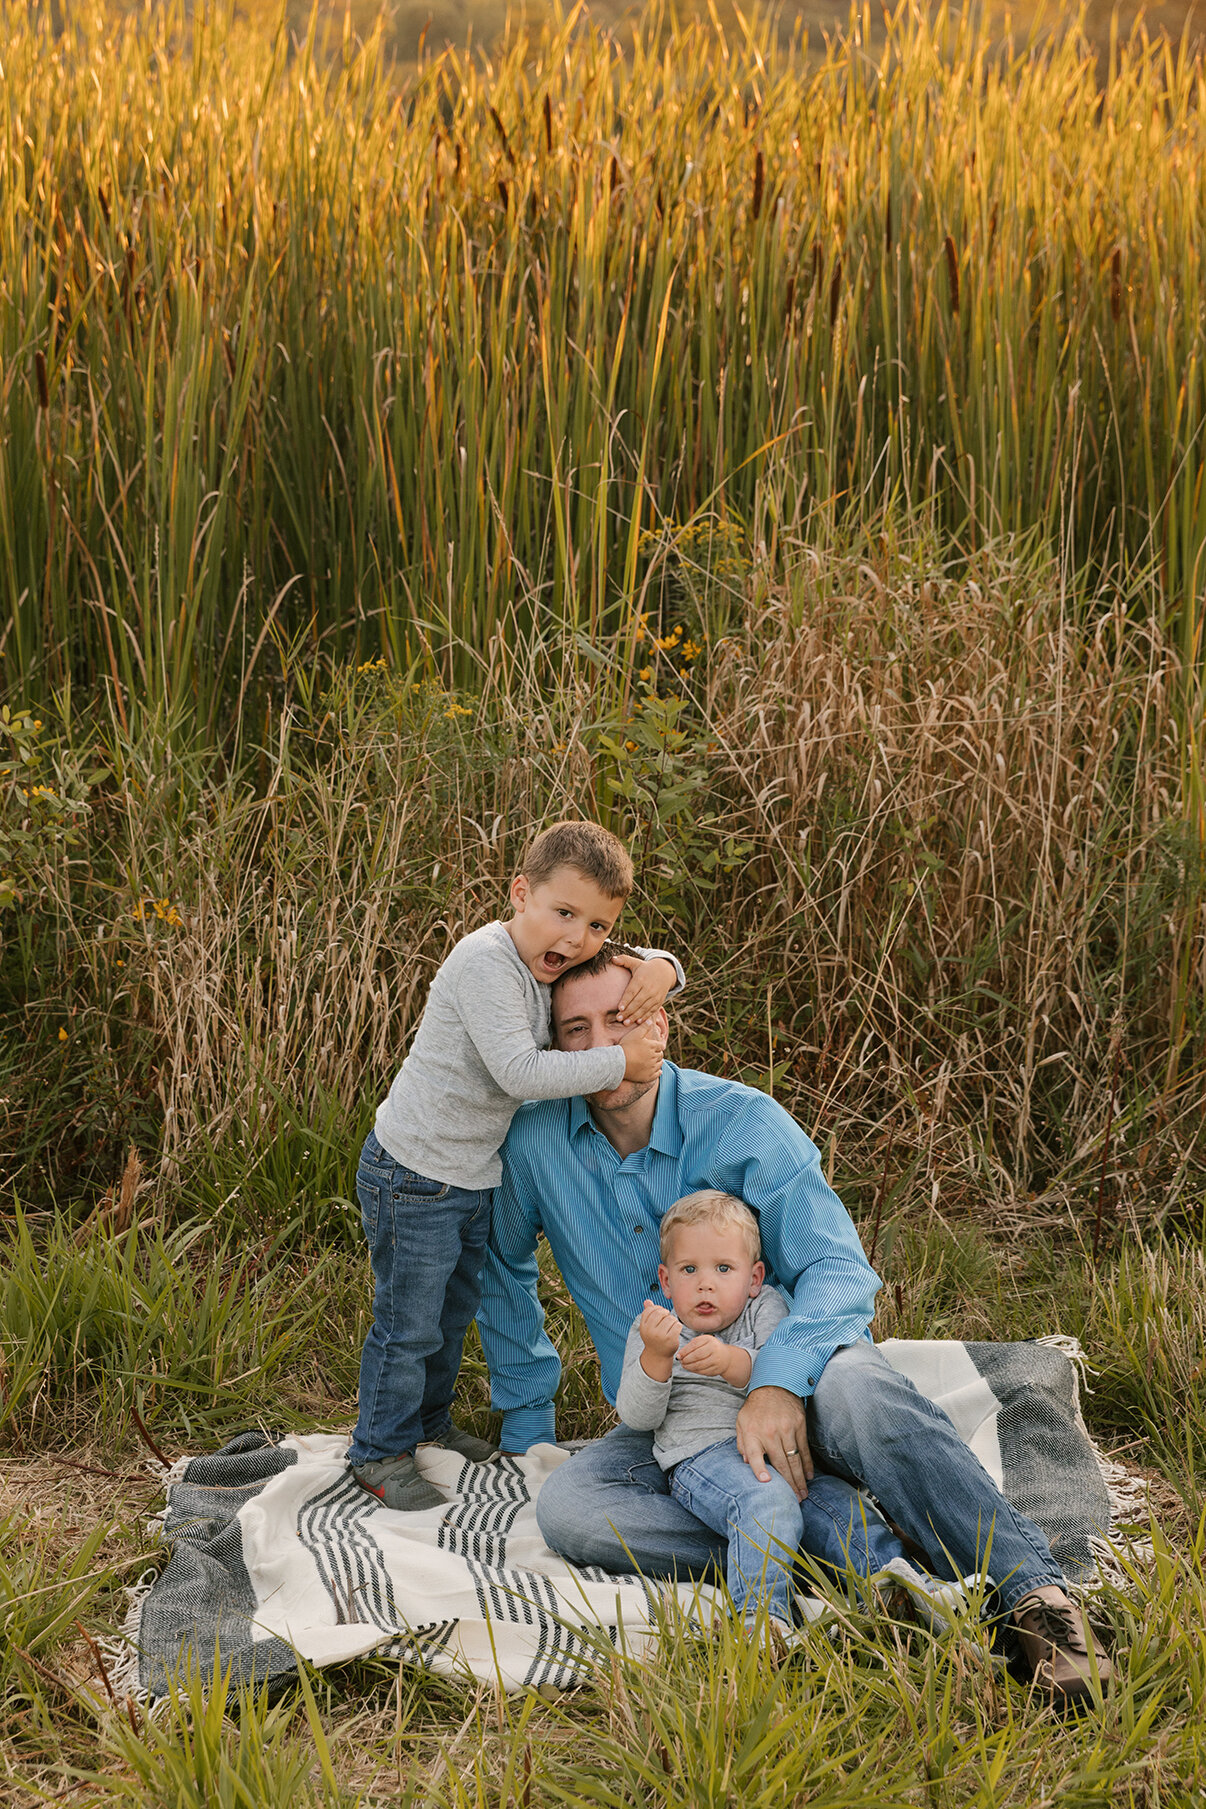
[348,820,682,1511]
[616,1190,910,1638]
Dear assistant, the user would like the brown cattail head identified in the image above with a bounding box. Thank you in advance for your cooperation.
[1111,247,1122,321]
[752,150,764,221]
[543,91,553,154]
[610,155,621,194]
[497,177,510,211]
[114,1143,141,1234]
[944,233,959,313]
[885,195,892,253]
[35,349,49,410]
[829,253,842,326]
[490,105,515,165]
[812,239,823,286]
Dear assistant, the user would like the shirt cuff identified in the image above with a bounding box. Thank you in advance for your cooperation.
[500,1404,557,1452]
[749,1326,873,1400]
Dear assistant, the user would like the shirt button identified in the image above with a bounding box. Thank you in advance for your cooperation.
[633,1224,645,1234]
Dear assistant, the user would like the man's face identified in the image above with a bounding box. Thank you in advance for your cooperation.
[552,962,668,1112]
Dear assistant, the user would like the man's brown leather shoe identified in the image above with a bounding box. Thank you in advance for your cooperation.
[1012,1587,1112,1705]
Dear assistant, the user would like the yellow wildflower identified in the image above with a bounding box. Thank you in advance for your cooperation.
[59,1026,68,1042]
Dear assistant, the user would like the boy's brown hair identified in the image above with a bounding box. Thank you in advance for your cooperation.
[520,820,634,901]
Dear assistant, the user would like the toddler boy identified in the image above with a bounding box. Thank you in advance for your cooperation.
[348,820,682,1511]
[616,1190,909,1637]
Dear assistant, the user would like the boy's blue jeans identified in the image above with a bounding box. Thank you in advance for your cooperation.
[669,1435,903,1624]
[347,1130,492,1468]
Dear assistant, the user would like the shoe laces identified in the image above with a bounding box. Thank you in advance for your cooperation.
[1017,1598,1087,1654]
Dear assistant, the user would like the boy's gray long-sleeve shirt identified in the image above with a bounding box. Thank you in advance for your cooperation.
[615,1287,789,1469]
[374,921,684,1191]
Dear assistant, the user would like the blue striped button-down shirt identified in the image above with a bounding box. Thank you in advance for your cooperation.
[478,1062,882,1452]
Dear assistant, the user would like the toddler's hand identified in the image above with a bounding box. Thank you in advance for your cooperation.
[678,1335,737,1378]
[612,954,676,1024]
[638,1300,683,1360]
[619,1018,663,1083]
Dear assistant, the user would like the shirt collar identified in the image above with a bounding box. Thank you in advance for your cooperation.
[568,1062,684,1157]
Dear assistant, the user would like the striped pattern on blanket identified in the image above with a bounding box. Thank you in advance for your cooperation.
[121,1337,1118,1697]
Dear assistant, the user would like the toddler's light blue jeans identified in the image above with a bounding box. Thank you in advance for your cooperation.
[669,1436,900,1624]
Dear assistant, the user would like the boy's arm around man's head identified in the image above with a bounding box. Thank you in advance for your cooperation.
[451,944,626,1103]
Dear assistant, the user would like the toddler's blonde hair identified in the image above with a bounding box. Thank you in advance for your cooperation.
[659,1189,761,1264]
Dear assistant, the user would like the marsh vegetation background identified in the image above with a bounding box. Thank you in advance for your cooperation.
[2,0,1206,1801]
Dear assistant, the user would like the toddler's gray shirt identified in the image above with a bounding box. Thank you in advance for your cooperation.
[374,921,683,1191]
[615,1288,790,1469]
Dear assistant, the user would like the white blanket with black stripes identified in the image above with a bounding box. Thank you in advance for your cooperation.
[121,1337,1125,1697]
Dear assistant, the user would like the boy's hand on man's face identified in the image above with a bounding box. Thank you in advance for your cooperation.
[638,1300,683,1359]
[612,954,676,1024]
[619,1018,664,1083]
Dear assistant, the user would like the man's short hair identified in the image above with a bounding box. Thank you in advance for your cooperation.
[550,939,643,992]
[659,1189,761,1264]
[520,820,633,900]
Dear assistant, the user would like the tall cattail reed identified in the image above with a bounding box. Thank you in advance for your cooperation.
[2,0,1206,726]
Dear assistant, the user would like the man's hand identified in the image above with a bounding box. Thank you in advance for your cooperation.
[678,1335,751,1386]
[735,1385,813,1500]
[637,1300,682,1379]
[612,955,677,1024]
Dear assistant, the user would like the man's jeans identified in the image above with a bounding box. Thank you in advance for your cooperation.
[670,1436,894,1624]
[536,1344,1067,1611]
[807,1342,1065,1609]
[536,1424,908,1590]
[347,1130,492,1467]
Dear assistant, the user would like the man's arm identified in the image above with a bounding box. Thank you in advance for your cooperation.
[711,1099,880,1396]
[709,1098,881,1497]
[476,1151,562,1453]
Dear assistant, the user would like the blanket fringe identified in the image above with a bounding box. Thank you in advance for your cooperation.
[1037,1333,1157,1586]
[93,1569,158,1707]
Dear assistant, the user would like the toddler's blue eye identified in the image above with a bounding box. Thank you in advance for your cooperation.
[717,1263,731,1272]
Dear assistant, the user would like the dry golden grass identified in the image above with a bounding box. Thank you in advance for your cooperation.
[8,535,1202,1233]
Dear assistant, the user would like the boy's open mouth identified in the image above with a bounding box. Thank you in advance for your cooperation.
[540,950,568,974]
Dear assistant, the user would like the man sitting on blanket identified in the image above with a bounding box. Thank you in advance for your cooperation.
[477,942,1113,1705]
